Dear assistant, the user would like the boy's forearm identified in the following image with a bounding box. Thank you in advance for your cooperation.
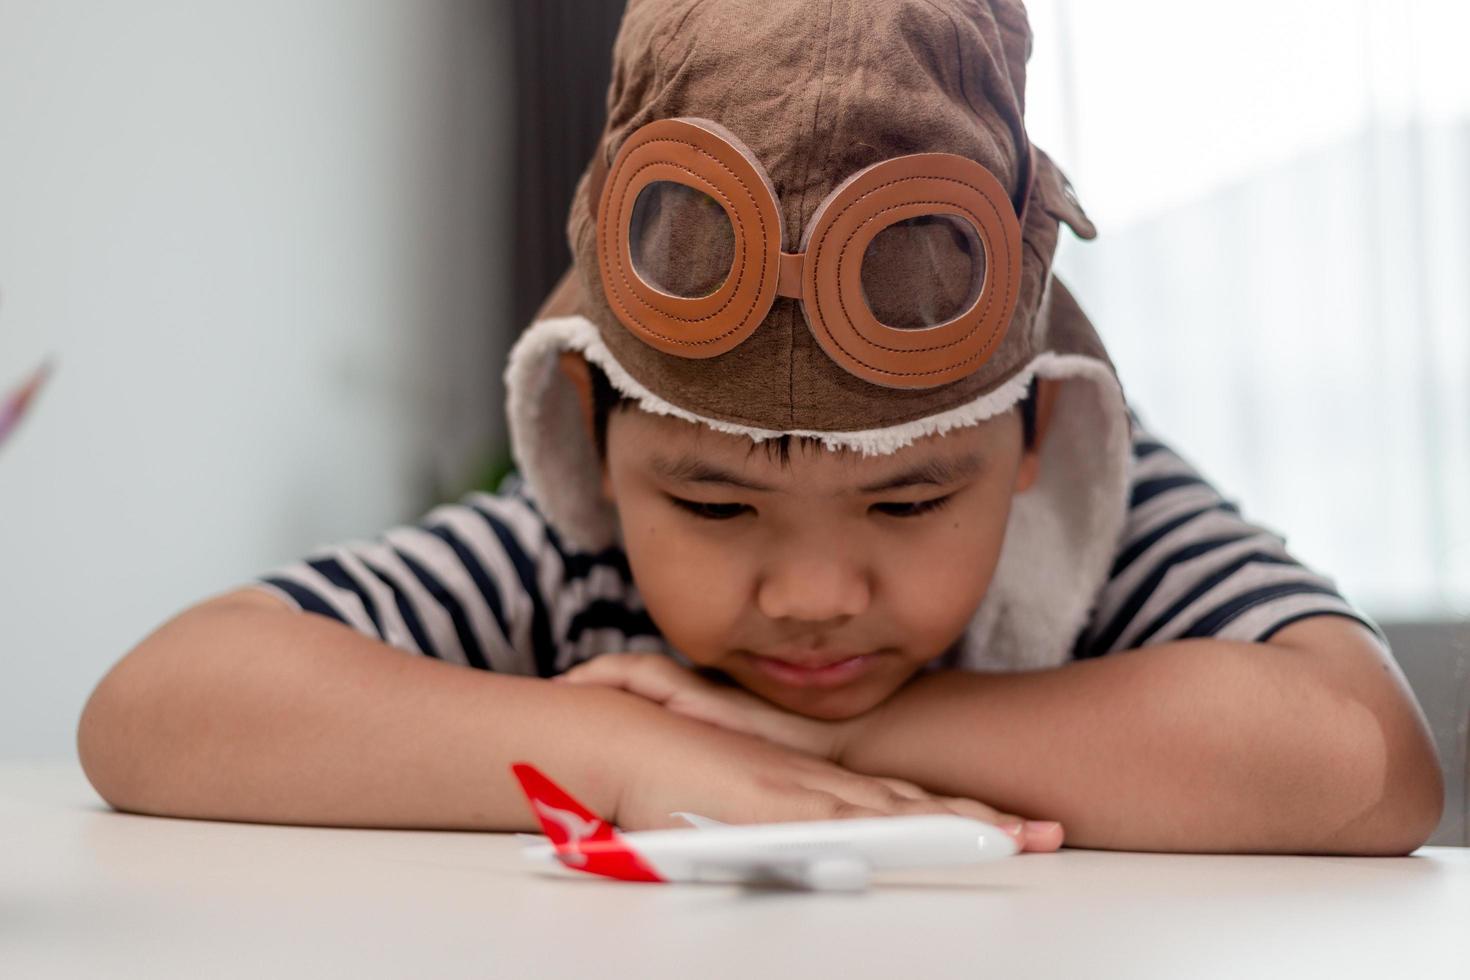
[78,599,659,832]
[838,638,1438,854]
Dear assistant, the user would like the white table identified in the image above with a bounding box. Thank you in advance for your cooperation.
[3,763,1467,979]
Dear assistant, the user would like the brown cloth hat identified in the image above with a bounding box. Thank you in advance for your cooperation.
[505,0,1134,672]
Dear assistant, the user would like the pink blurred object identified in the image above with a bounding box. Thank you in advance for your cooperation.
[0,358,53,450]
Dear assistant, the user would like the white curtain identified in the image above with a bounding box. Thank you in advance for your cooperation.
[1024,0,1470,620]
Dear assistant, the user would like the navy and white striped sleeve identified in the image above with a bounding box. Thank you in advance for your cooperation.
[245,474,666,677]
[1072,412,1386,659]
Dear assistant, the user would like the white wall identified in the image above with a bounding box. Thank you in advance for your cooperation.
[0,0,513,758]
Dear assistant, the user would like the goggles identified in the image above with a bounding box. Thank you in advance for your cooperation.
[590,117,1035,390]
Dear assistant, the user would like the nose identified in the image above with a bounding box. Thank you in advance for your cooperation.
[755,550,872,624]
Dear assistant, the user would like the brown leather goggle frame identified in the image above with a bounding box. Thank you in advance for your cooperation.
[590,117,1034,390]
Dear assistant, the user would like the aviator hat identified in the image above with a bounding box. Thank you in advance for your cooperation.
[504,0,1133,671]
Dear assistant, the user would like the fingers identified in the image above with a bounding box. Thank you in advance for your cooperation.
[824,799,891,820]
[1018,820,1065,852]
[827,777,999,824]
[874,777,929,800]
[927,799,1064,852]
[941,799,1063,852]
[934,797,1027,849]
[890,796,1007,823]
[558,653,687,706]
[935,795,1010,824]
[822,776,1063,853]
[867,781,1016,830]
[559,655,740,724]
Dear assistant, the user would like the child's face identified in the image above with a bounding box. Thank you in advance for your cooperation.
[599,402,1039,720]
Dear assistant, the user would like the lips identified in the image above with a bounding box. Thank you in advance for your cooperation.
[758,648,874,670]
[746,649,883,688]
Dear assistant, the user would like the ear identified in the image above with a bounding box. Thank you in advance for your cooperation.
[557,351,614,501]
[557,350,596,445]
[1014,377,1061,494]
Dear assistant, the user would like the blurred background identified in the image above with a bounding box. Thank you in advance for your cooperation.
[1,1,1466,837]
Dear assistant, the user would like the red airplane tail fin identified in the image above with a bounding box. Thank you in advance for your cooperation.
[509,762,663,882]
[510,762,617,846]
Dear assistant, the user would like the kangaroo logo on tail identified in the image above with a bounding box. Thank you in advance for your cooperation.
[509,762,665,883]
[530,799,600,865]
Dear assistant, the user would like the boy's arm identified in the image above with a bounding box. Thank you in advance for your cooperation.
[836,616,1445,855]
[78,588,637,829]
[78,588,1012,833]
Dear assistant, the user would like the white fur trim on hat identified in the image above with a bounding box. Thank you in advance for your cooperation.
[503,314,1132,672]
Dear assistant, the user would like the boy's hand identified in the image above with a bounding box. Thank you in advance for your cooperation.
[559,654,1063,851]
[603,692,1040,848]
[556,652,848,760]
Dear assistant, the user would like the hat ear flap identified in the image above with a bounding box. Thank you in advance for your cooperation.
[1031,147,1097,241]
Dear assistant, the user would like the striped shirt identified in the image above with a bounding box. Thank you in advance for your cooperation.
[248,411,1383,675]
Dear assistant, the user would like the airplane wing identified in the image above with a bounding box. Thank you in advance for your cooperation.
[687,852,872,891]
[518,837,874,891]
[669,811,730,830]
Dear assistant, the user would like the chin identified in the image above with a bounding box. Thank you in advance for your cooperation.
[758,679,895,722]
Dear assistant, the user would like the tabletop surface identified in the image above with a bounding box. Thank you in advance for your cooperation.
[3,762,1467,980]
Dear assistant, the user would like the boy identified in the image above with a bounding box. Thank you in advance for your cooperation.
[78,0,1442,855]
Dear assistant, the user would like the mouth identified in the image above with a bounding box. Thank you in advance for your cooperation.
[746,650,882,688]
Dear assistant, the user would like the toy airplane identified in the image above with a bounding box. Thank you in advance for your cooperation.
[510,761,1018,891]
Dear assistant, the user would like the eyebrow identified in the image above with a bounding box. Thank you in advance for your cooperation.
[647,451,985,494]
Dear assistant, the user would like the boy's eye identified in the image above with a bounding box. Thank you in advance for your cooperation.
[669,497,751,521]
[667,494,955,521]
[871,495,955,518]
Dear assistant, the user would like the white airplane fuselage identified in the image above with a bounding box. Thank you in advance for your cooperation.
[522,814,1017,888]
